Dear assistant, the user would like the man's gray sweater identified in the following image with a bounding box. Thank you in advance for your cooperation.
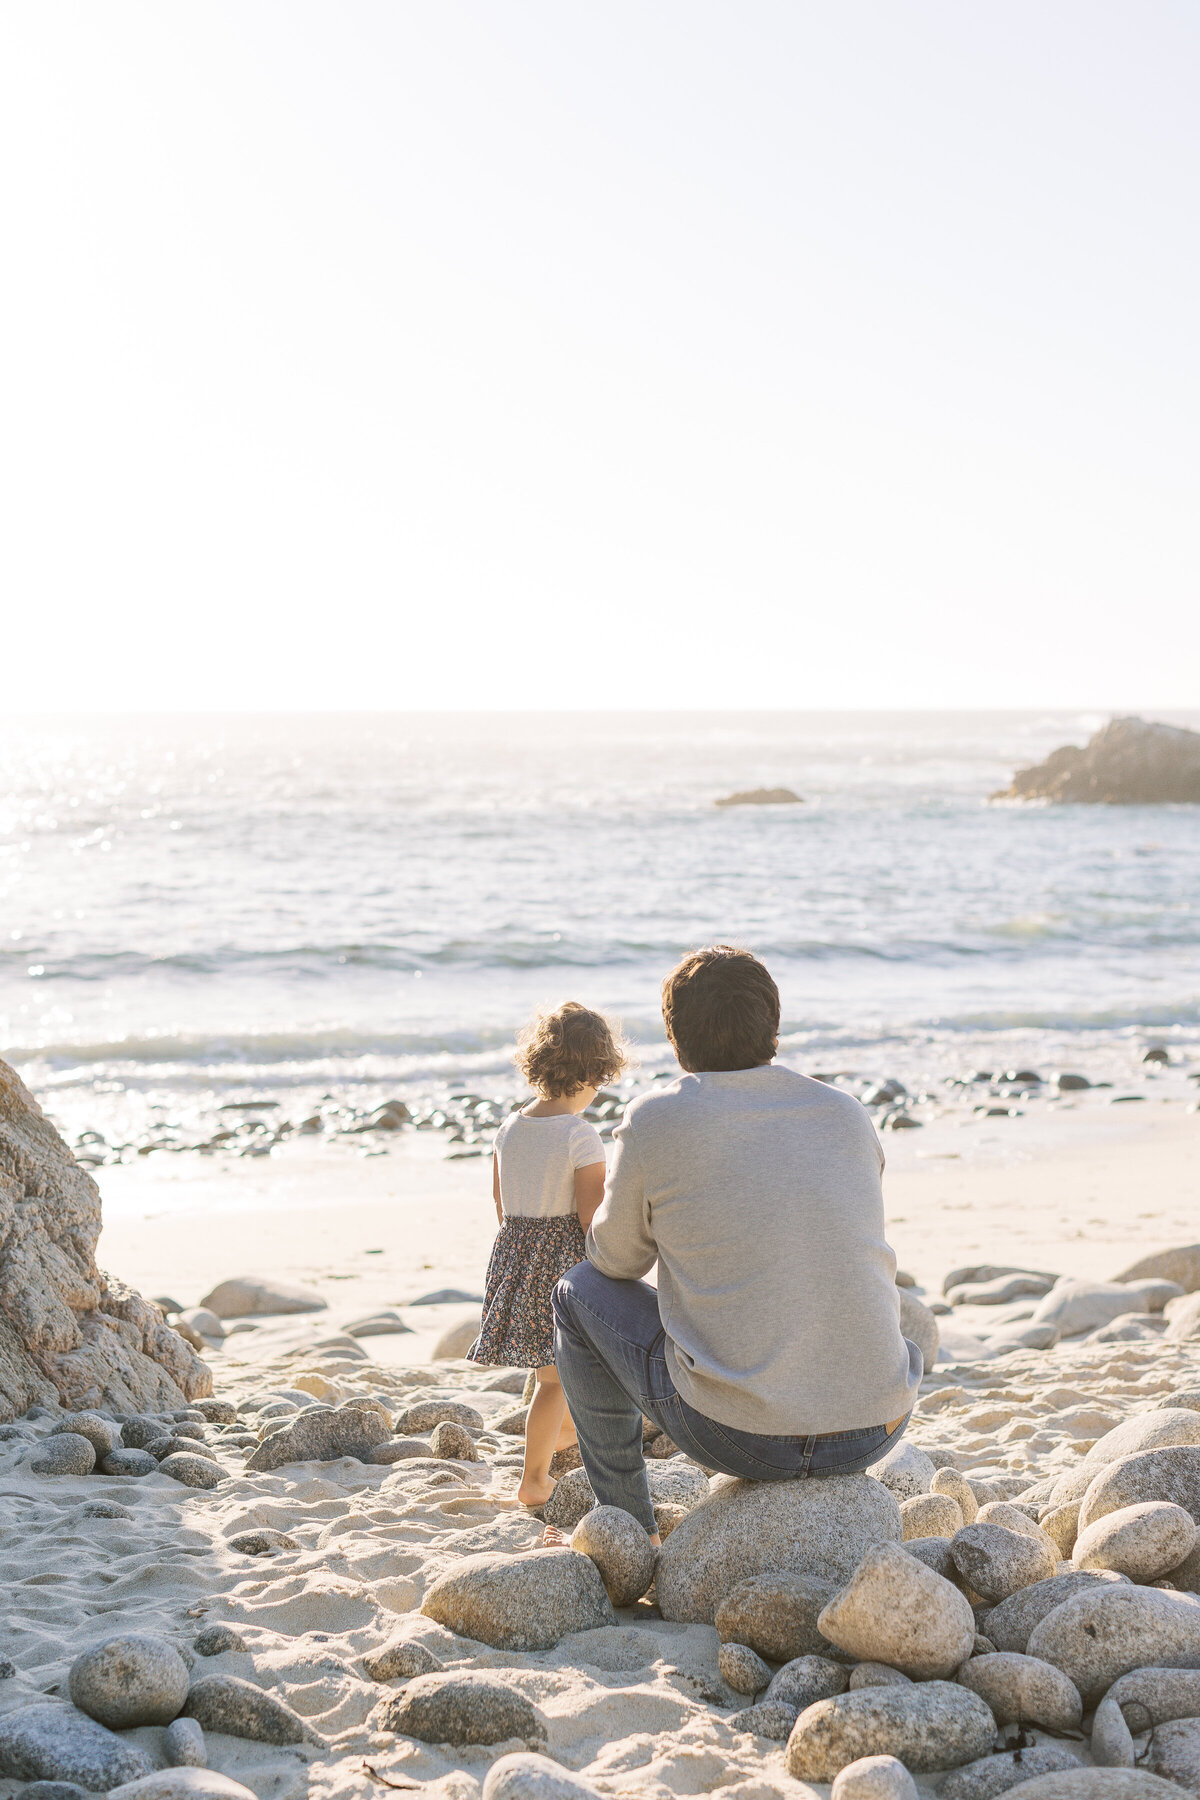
[586,1063,920,1435]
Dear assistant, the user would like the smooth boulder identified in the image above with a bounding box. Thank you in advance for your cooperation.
[0,1705,154,1790]
[245,1403,391,1471]
[482,1754,601,1800]
[182,1676,305,1744]
[1141,1719,1200,1796]
[108,1776,255,1800]
[1114,1244,1200,1292]
[1003,1773,1189,1799]
[940,1747,1082,1800]
[68,1635,190,1729]
[830,1755,918,1800]
[900,1493,962,1540]
[785,1683,996,1781]
[714,1571,840,1662]
[374,1672,544,1746]
[984,1570,1127,1652]
[817,1542,975,1680]
[396,1400,485,1434]
[718,1643,771,1696]
[420,1549,615,1651]
[198,1279,325,1317]
[570,1507,656,1608]
[656,1475,902,1622]
[955,1652,1082,1732]
[1026,1583,1200,1705]
[1073,1500,1197,1581]
[1081,1408,1200,1472]
[1078,1446,1200,1531]
[29,1434,96,1476]
[951,1523,1056,1602]
[870,1442,935,1503]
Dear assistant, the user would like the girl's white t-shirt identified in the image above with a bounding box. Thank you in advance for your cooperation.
[494,1111,606,1218]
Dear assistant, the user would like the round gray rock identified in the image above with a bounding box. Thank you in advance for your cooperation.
[727,1702,797,1739]
[99,1448,157,1477]
[421,1548,615,1650]
[428,1420,478,1461]
[54,1415,119,1458]
[1038,1501,1080,1558]
[785,1682,996,1781]
[715,1570,840,1662]
[69,1634,190,1729]
[1026,1583,1200,1705]
[0,1704,154,1789]
[1103,1665,1200,1732]
[831,1755,918,1800]
[160,1453,223,1490]
[374,1671,544,1745]
[362,1636,443,1682]
[718,1642,771,1695]
[767,1655,847,1712]
[192,1625,246,1657]
[1139,1717,1200,1793]
[1082,1408,1200,1472]
[396,1399,484,1435]
[871,1441,935,1503]
[951,1522,1056,1602]
[482,1752,601,1800]
[656,1474,902,1623]
[164,1719,206,1767]
[817,1541,975,1679]
[30,1434,96,1476]
[932,1467,978,1525]
[900,1493,962,1540]
[182,1674,306,1743]
[20,1784,91,1800]
[571,1506,656,1607]
[848,1664,912,1690]
[983,1569,1128,1652]
[940,1746,1084,1800]
[544,1459,707,1533]
[1080,1446,1200,1532]
[956,1651,1082,1732]
[1074,1499,1197,1580]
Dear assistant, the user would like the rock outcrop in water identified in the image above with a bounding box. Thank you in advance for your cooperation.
[0,1057,211,1420]
[993,716,1200,804]
[714,787,803,807]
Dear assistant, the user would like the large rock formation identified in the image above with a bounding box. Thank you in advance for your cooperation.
[993,717,1200,804]
[0,1058,210,1420]
[714,787,803,807]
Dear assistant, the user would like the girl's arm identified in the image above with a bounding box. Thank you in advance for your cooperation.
[492,1153,502,1225]
[574,1161,606,1233]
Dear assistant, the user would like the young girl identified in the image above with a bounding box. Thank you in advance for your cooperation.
[468,1001,627,1509]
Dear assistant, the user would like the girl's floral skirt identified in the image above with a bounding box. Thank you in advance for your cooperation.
[467,1214,586,1369]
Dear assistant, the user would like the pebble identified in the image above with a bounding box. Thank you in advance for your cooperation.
[30,1433,96,1476]
[983,1569,1127,1651]
[1073,1499,1197,1580]
[830,1755,919,1800]
[848,1664,913,1689]
[373,1671,545,1746]
[727,1701,797,1739]
[956,1651,1082,1731]
[81,1500,134,1519]
[420,1548,615,1651]
[428,1420,479,1461]
[192,1626,246,1657]
[715,1571,840,1662]
[98,1448,157,1477]
[68,1634,190,1729]
[122,1417,170,1449]
[160,1452,223,1489]
[227,1529,297,1555]
[717,1643,770,1695]
[871,1442,936,1503]
[951,1522,1056,1601]
[940,1746,1084,1799]
[571,1505,657,1607]
[368,1437,433,1463]
[785,1682,996,1781]
[900,1493,962,1539]
[656,1474,902,1622]
[163,1719,206,1767]
[1078,1445,1200,1531]
[54,1414,119,1458]
[765,1654,847,1711]
[1026,1582,1200,1705]
[192,1399,237,1424]
[932,1467,978,1524]
[362,1637,444,1681]
[395,1399,485,1435]
[183,1674,307,1742]
[0,1703,154,1789]
[0,1658,14,1679]
[817,1541,975,1679]
[482,1752,601,1800]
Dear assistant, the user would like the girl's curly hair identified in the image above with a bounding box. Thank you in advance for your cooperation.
[515,1001,629,1099]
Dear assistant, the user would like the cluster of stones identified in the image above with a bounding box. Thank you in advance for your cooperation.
[25,1399,237,1488]
[0,1628,304,1799]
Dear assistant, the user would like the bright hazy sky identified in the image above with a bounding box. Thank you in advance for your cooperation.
[3,2,1198,713]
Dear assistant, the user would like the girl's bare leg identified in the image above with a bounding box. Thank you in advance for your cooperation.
[518,1365,568,1509]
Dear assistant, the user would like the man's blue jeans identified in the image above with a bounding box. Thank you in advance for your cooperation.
[552,1260,914,1536]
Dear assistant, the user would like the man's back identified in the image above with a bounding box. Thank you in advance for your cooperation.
[587,1063,919,1435]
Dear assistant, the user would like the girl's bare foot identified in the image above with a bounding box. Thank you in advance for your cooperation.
[540,1524,567,1546]
[517,1474,555,1509]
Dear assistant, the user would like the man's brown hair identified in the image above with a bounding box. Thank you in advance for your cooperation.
[515,1001,629,1099]
[661,945,780,1072]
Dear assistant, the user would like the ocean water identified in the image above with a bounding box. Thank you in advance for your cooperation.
[2,710,1199,1136]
